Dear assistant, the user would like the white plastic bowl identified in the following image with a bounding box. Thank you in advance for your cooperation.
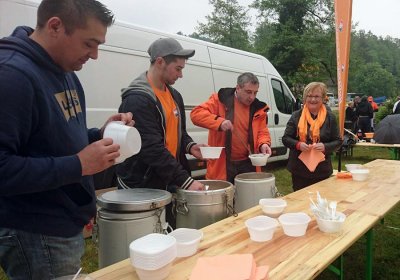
[316,212,346,233]
[345,164,363,172]
[136,262,172,280]
[200,146,224,159]
[259,198,287,218]
[129,233,177,270]
[245,215,279,242]
[169,228,203,257]
[350,169,370,181]
[278,212,311,237]
[249,153,270,166]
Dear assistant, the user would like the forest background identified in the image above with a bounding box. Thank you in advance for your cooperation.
[182,0,400,101]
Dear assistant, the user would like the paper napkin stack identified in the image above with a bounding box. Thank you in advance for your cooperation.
[190,254,269,280]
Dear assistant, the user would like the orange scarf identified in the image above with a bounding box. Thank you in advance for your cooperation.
[298,105,327,143]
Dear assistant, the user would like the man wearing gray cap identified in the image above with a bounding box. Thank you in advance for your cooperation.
[116,38,205,226]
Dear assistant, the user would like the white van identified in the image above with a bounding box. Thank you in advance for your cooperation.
[0,0,299,181]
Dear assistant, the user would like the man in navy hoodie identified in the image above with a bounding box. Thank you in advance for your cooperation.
[0,1,133,279]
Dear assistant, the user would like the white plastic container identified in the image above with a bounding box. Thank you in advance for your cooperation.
[259,198,287,218]
[199,146,224,159]
[169,228,203,257]
[248,153,270,166]
[245,215,279,242]
[350,169,370,181]
[278,212,311,237]
[135,262,173,280]
[316,212,346,233]
[129,233,177,270]
[345,164,362,172]
[103,121,141,163]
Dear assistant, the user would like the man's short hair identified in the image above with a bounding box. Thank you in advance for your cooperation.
[148,38,195,64]
[36,0,114,35]
[237,72,259,87]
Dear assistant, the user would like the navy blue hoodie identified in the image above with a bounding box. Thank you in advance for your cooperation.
[0,26,99,237]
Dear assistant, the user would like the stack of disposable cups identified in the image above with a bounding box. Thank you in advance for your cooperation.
[129,233,177,280]
[103,121,141,163]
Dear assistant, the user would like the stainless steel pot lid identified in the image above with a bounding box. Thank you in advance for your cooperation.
[97,188,172,212]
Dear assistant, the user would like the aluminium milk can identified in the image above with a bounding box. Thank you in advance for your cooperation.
[174,180,236,229]
[234,172,276,213]
[96,188,171,268]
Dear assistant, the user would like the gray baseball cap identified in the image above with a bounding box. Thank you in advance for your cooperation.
[147,38,195,62]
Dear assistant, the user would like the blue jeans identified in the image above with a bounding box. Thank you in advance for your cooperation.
[0,228,84,280]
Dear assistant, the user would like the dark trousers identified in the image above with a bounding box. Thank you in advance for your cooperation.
[291,174,330,192]
[358,116,372,133]
[227,158,256,184]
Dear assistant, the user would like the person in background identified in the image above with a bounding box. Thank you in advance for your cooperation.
[116,38,206,227]
[368,96,379,131]
[356,96,374,134]
[345,101,357,132]
[392,96,400,114]
[0,1,134,279]
[282,82,341,191]
[191,72,272,183]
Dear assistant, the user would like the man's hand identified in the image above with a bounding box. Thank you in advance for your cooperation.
[187,180,205,191]
[190,143,208,160]
[219,120,233,131]
[100,112,134,137]
[78,138,120,176]
[260,143,272,155]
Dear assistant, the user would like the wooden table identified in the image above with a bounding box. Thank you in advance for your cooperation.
[355,142,400,160]
[89,159,400,280]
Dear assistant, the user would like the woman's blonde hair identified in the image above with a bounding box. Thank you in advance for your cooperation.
[303,82,327,101]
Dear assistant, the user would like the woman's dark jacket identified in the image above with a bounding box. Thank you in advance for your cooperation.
[282,108,342,179]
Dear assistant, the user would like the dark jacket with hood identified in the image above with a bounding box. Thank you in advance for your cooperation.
[0,26,99,237]
[116,72,196,191]
[282,108,342,179]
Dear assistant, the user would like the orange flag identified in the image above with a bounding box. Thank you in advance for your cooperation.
[335,0,353,138]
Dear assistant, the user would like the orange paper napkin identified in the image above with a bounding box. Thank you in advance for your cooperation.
[190,254,269,280]
[298,148,325,172]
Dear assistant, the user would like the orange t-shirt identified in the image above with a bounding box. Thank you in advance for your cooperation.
[231,97,250,161]
[151,83,179,158]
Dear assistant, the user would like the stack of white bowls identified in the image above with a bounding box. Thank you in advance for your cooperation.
[129,233,177,280]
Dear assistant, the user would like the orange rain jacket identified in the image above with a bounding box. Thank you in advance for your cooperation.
[191,88,271,180]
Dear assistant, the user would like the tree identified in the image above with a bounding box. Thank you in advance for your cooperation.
[350,62,396,98]
[253,0,334,93]
[194,0,252,51]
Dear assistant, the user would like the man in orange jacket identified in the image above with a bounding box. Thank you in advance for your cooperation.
[191,72,272,183]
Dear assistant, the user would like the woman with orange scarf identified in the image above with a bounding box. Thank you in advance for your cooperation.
[282,82,342,191]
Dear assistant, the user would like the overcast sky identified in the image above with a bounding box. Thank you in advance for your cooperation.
[97,0,400,39]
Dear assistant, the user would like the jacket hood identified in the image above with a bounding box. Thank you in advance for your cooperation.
[0,26,64,74]
[121,72,156,101]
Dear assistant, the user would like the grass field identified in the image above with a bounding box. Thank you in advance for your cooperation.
[1,146,399,279]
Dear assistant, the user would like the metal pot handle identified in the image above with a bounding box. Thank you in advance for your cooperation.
[175,198,189,215]
[225,191,237,217]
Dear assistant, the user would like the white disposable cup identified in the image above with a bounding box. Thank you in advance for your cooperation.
[103,121,141,163]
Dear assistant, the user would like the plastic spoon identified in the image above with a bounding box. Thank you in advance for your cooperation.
[329,201,337,219]
[72,268,82,280]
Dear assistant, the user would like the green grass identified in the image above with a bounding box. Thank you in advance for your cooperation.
[1,146,399,279]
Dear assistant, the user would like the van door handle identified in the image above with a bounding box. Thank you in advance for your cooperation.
[274,114,279,125]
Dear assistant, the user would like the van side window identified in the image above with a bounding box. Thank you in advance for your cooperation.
[271,79,294,114]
